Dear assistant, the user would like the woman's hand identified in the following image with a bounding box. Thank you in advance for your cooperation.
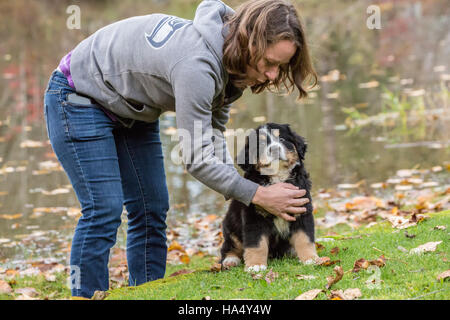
[251,183,309,222]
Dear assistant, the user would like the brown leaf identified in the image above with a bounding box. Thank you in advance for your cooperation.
[91,290,109,300]
[295,289,323,300]
[210,263,222,272]
[315,242,325,251]
[352,258,370,273]
[436,270,450,282]
[330,247,340,255]
[330,288,362,300]
[315,256,340,266]
[168,269,195,277]
[326,266,344,289]
[404,231,416,239]
[410,241,442,255]
[342,288,362,300]
[369,255,386,268]
[14,287,39,298]
[0,280,12,295]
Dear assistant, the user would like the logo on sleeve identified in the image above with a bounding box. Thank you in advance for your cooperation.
[145,16,189,49]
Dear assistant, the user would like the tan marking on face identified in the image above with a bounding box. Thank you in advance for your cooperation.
[286,149,299,166]
[272,129,280,137]
[244,235,269,268]
[290,231,318,263]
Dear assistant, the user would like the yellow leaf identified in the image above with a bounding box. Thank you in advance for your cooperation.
[168,240,185,252]
[0,213,23,220]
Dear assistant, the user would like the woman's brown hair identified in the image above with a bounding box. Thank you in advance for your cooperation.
[223,0,317,99]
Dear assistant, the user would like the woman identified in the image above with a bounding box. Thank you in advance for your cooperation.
[44,0,317,298]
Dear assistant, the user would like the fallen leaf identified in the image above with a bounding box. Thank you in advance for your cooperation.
[315,242,325,251]
[264,269,278,284]
[330,288,362,300]
[404,231,416,239]
[253,116,266,123]
[369,255,386,268]
[210,263,222,272]
[251,273,264,280]
[91,290,109,300]
[342,288,362,300]
[358,80,379,88]
[436,270,450,282]
[397,246,408,253]
[180,254,190,264]
[330,247,340,255]
[352,258,370,273]
[295,289,323,300]
[410,241,442,255]
[315,256,340,266]
[14,287,39,298]
[168,241,184,252]
[433,225,446,231]
[326,266,344,289]
[168,269,195,277]
[0,213,23,220]
[45,274,56,282]
[15,294,39,300]
[0,280,12,294]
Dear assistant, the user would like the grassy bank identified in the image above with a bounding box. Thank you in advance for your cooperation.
[106,210,449,300]
[1,210,448,300]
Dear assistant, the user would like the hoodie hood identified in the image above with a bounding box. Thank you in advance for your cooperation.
[193,0,234,63]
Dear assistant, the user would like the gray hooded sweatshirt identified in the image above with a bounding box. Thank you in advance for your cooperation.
[69,0,259,206]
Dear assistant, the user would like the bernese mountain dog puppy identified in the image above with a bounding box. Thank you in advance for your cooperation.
[220,123,318,272]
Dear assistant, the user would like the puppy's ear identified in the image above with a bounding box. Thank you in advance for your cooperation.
[286,125,307,161]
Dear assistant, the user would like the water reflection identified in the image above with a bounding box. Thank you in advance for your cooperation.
[0,0,449,264]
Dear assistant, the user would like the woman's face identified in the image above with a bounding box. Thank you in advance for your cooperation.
[244,39,297,87]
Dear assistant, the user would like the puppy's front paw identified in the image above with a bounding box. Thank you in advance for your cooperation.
[246,264,267,273]
[222,256,241,269]
[302,259,316,265]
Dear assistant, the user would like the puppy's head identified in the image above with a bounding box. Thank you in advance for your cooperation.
[237,123,307,179]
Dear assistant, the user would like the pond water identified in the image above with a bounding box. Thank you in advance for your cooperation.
[0,0,448,266]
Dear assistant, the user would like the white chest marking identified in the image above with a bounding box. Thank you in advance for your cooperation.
[274,217,290,239]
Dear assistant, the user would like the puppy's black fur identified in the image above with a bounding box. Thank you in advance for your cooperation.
[220,123,317,270]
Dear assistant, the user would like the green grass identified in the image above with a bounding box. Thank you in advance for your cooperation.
[1,211,447,300]
[106,210,450,300]
[0,272,70,300]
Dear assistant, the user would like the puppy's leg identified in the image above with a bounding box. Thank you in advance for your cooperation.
[221,234,243,269]
[290,230,318,265]
[243,234,269,272]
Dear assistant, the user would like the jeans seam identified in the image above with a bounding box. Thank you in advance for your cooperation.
[60,93,96,297]
[123,133,151,282]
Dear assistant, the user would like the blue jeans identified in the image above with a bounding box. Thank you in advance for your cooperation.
[44,70,169,298]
